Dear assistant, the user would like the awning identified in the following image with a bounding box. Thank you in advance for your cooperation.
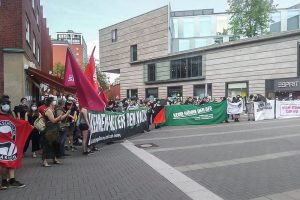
[26,67,76,94]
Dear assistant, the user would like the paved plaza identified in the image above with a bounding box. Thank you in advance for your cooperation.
[3,118,300,200]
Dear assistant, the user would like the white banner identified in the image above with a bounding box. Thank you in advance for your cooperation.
[254,100,275,121]
[227,101,243,115]
[276,101,300,119]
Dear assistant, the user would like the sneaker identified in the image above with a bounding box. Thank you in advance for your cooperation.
[9,180,25,188]
[2,180,9,189]
[32,152,37,158]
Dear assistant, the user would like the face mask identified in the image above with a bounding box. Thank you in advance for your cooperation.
[76,104,79,107]
[31,106,37,111]
[1,104,10,112]
[52,101,57,106]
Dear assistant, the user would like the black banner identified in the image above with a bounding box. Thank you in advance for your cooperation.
[88,109,147,145]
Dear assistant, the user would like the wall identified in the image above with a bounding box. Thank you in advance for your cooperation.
[139,34,300,99]
[99,6,169,98]
[3,53,26,106]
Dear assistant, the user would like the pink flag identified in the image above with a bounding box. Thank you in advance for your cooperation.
[65,48,105,112]
[63,51,75,87]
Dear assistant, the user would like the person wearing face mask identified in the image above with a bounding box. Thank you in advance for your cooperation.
[14,98,28,120]
[0,96,26,189]
[64,97,77,152]
[41,97,71,167]
[23,103,41,158]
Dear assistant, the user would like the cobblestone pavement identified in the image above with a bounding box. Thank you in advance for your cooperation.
[131,117,300,200]
[2,117,300,200]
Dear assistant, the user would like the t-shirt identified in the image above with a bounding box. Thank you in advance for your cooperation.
[38,105,47,115]
[14,104,28,120]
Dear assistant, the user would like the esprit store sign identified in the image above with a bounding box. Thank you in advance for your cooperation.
[278,81,299,88]
[274,79,300,91]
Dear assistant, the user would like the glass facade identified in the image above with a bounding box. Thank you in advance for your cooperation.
[171,7,300,53]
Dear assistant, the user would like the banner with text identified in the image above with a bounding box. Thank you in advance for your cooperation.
[276,101,300,119]
[163,101,227,126]
[88,109,147,145]
[254,100,275,121]
[227,101,244,115]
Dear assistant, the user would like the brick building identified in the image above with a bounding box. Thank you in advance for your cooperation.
[52,30,88,73]
[0,0,53,106]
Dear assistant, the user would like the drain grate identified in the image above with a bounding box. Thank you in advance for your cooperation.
[135,143,159,149]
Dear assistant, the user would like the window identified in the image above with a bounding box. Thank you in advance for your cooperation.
[195,39,206,48]
[270,12,281,32]
[179,39,190,51]
[173,18,179,38]
[199,16,212,37]
[130,45,137,62]
[37,46,40,63]
[168,86,183,98]
[227,82,248,98]
[298,43,300,77]
[36,9,39,26]
[287,10,300,31]
[170,56,202,79]
[145,88,158,99]
[26,17,30,43]
[111,29,117,42]
[127,89,138,99]
[148,64,156,81]
[183,18,194,37]
[32,35,36,54]
[207,83,212,97]
[32,0,35,9]
[194,85,205,98]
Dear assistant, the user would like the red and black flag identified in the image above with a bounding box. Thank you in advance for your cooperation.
[0,115,32,169]
[153,106,166,124]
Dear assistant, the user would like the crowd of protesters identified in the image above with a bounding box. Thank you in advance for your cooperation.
[0,92,264,190]
[0,93,102,190]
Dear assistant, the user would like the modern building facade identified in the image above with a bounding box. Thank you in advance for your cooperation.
[0,0,53,106]
[171,4,300,52]
[52,30,88,70]
[100,5,300,100]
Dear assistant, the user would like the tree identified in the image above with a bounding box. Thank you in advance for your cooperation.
[96,68,109,91]
[53,63,65,78]
[227,0,277,38]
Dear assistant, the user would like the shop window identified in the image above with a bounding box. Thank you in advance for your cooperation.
[145,88,158,99]
[130,45,137,62]
[127,89,138,99]
[148,64,156,81]
[227,82,248,98]
[168,86,183,98]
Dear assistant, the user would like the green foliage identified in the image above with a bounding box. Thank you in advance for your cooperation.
[53,63,65,78]
[227,0,277,37]
[96,68,109,91]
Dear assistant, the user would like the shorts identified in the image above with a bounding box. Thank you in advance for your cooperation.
[79,124,89,131]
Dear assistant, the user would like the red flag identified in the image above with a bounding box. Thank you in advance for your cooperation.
[65,48,105,112]
[99,88,109,106]
[84,46,99,92]
[63,50,75,87]
[0,115,32,169]
[153,107,166,124]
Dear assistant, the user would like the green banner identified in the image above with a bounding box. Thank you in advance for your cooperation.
[164,101,227,126]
